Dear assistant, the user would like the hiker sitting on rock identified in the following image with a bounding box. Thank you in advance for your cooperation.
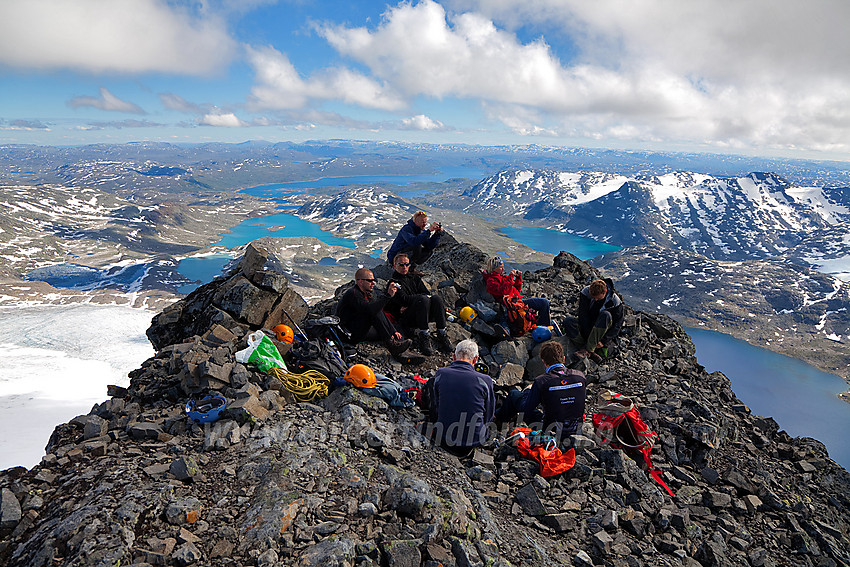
[423,339,495,457]
[336,267,412,357]
[482,255,551,327]
[387,210,443,270]
[495,340,586,442]
[570,278,624,361]
[386,252,452,355]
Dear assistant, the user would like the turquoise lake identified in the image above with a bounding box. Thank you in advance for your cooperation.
[687,327,850,469]
[500,226,622,260]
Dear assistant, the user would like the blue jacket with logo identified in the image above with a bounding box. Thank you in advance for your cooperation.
[520,365,586,435]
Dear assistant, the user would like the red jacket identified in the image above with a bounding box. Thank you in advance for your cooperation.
[483,270,523,301]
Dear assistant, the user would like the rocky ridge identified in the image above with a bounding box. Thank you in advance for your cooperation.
[1,240,849,567]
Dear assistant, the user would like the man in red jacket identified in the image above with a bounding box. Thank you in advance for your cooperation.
[482,256,551,328]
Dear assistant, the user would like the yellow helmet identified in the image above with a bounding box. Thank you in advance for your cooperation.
[273,324,294,344]
[459,306,477,324]
[344,364,377,388]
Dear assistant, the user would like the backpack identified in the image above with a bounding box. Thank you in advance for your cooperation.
[592,390,674,497]
[502,295,536,336]
[286,338,347,381]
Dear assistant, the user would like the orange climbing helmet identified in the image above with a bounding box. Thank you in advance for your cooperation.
[273,324,294,344]
[344,364,377,388]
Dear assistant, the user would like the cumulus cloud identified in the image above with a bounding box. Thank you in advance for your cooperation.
[0,0,236,75]
[68,88,145,114]
[199,112,247,127]
[317,0,850,152]
[400,114,446,131]
[245,45,405,111]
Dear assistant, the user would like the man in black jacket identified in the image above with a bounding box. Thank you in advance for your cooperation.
[386,252,452,355]
[575,278,624,360]
[495,341,586,441]
[336,267,411,357]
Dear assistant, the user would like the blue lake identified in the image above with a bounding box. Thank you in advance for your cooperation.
[213,213,356,249]
[242,166,485,199]
[500,225,622,260]
[687,327,850,469]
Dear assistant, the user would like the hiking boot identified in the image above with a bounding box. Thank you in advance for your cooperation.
[588,351,603,364]
[575,349,589,359]
[386,336,412,357]
[435,331,453,354]
[394,349,426,365]
[416,332,433,356]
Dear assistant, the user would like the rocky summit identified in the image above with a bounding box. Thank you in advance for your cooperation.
[1,239,849,567]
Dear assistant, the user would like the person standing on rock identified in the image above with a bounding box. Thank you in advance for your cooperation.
[495,340,586,442]
[572,278,624,361]
[336,267,412,357]
[423,339,495,457]
[386,252,453,355]
[482,255,551,327]
[387,210,444,270]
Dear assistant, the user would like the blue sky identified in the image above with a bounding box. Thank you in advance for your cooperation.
[1,0,849,160]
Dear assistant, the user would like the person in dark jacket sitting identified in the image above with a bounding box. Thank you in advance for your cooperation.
[575,278,624,360]
[336,267,411,357]
[423,339,495,457]
[495,341,586,441]
[387,210,443,269]
[386,252,452,355]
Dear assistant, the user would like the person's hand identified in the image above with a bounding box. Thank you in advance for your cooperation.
[429,221,442,232]
[400,306,408,313]
[511,269,520,277]
[596,341,604,349]
[387,282,399,297]
[393,331,403,341]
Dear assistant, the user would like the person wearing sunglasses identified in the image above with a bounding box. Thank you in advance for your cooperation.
[385,253,453,356]
[386,210,444,271]
[336,267,413,359]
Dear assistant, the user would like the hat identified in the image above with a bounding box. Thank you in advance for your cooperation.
[486,256,504,272]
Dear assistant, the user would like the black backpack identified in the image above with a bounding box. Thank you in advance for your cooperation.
[286,339,347,381]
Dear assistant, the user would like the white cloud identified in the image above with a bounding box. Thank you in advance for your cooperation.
[245,45,405,111]
[0,0,236,75]
[160,93,204,114]
[199,112,247,127]
[400,114,445,131]
[317,0,850,152]
[68,88,145,114]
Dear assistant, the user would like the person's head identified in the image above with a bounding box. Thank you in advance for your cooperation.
[355,268,376,294]
[539,340,566,367]
[412,211,428,230]
[486,256,504,275]
[453,338,479,363]
[393,252,411,275]
[589,279,608,301]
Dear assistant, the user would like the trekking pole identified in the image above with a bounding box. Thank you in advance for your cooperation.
[280,307,306,338]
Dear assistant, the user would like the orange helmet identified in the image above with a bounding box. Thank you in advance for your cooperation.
[344,364,377,388]
[273,324,294,344]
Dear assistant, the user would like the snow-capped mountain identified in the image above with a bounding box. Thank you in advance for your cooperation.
[465,170,850,274]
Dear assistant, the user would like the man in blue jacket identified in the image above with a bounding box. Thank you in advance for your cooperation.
[495,341,586,442]
[423,339,494,457]
[387,211,444,269]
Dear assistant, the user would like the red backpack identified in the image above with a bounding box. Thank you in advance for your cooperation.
[502,295,536,336]
[592,390,674,497]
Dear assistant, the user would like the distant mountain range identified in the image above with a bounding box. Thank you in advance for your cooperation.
[465,169,850,279]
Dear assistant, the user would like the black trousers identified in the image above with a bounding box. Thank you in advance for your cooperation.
[400,294,446,332]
